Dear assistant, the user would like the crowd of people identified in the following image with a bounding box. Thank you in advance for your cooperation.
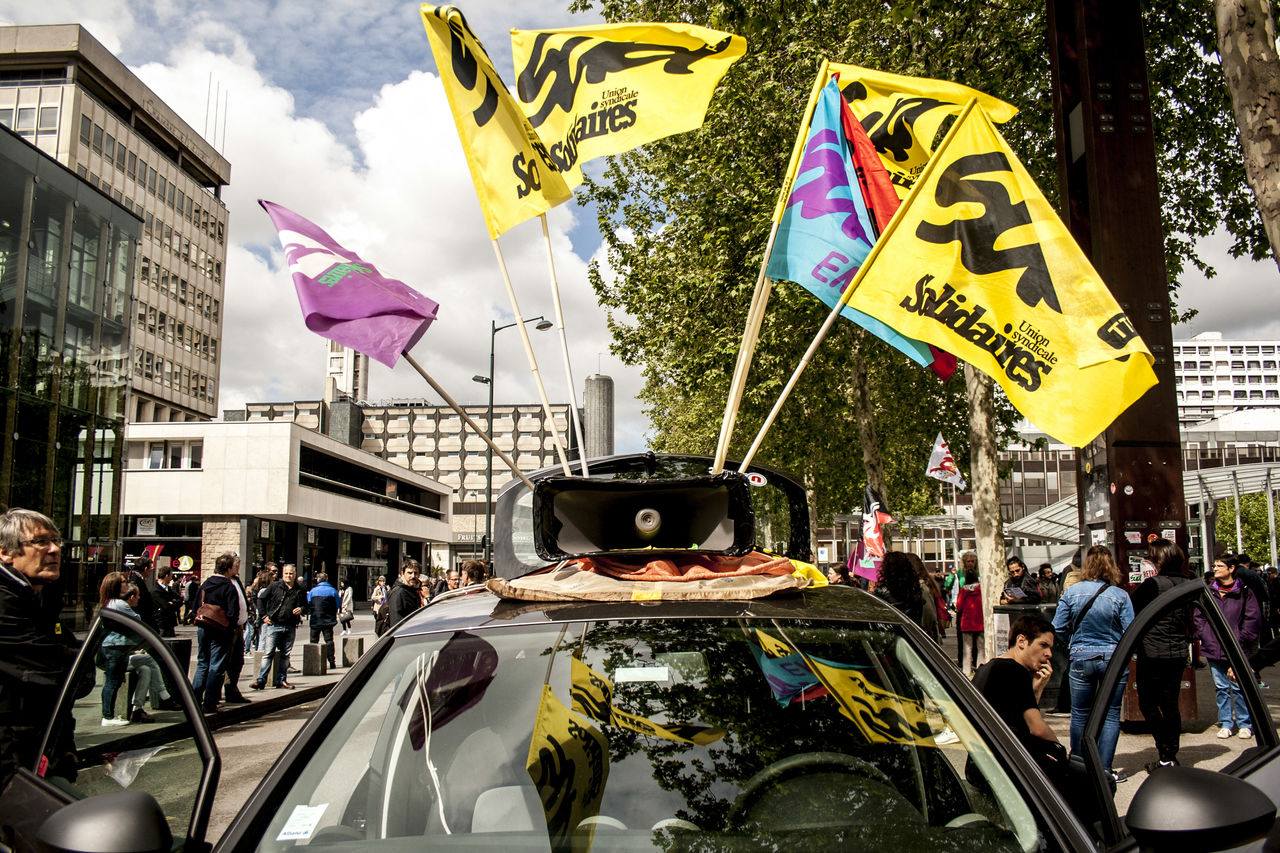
[843,538,1278,792]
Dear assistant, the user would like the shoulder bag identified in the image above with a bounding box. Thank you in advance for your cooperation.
[194,587,231,633]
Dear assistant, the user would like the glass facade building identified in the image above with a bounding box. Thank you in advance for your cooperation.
[0,123,137,621]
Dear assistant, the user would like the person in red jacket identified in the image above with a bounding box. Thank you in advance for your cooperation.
[955,560,985,677]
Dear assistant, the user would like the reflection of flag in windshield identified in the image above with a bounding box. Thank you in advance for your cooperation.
[400,632,498,749]
[753,629,936,746]
[527,684,609,852]
[570,657,726,745]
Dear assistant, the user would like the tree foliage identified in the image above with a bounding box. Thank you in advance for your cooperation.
[568,0,1268,521]
[1215,493,1280,564]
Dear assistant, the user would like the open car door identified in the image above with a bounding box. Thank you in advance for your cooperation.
[1074,580,1278,851]
[0,607,220,853]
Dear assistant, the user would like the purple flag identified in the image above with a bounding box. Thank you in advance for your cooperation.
[259,200,439,367]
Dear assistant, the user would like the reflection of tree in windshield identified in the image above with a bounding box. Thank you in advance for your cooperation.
[569,619,904,831]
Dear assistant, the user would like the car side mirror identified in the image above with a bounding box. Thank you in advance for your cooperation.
[1126,766,1275,851]
[37,789,172,853]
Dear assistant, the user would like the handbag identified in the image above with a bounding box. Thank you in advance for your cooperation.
[194,588,231,632]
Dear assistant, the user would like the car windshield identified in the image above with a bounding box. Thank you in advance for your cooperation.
[251,616,1056,852]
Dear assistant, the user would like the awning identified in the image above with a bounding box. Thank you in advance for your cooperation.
[1007,461,1280,543]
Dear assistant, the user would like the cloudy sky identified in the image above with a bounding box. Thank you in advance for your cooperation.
[2,1,1277,457]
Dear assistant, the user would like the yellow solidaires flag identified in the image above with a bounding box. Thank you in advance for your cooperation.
[421,5,573,238]
[570,657,725,745]
[845,102,1157,447]
[510,22,746,190]
[526,683,609,851]
[829,62,1018,200]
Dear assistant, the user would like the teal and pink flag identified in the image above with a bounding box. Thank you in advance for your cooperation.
[766,79,944,374]
[260,200,439,367]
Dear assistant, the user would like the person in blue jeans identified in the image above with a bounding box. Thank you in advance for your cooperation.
[1051,545,1134,783]
[190,553,241,713]
[1193,553,1262,740]
[251,563,307,690]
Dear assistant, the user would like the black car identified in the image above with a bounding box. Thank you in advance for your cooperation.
[3,454,1278,852]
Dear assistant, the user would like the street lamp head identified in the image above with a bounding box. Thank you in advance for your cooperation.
[535,319,554,331]
[472,375,491,385]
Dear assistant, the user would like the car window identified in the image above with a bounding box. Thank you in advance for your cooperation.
[38,609,216,845]
[249,618,1069,852]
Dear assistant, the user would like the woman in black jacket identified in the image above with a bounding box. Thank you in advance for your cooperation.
[1131,538,1191,771]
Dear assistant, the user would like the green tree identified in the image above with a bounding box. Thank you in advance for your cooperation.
[1215,493,1280,563]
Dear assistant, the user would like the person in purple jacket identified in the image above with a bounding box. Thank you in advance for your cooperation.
[1194,553,1262,740]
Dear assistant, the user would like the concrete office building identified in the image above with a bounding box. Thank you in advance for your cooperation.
[1174,332,1280,428]
[228,396,590,568]
[0,24,231,422]
[122,420,453,597]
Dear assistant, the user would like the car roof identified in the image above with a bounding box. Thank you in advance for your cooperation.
[390,584,910,637]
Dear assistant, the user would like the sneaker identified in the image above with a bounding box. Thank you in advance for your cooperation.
[100,717,129,727]
[1239,727,1253,739]
[1109,769,1127,784]
[934,728,960,745]
[1218,726,1235,739]
[1145,759,1178,774]
[129,708,155,724]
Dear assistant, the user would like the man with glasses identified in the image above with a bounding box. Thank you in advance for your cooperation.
[0,509,78,787]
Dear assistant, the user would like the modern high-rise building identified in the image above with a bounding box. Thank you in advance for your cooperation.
[0,119,136,619]
[326,343,369,402]
[1173,332,1280,427]
[0,24,231,422]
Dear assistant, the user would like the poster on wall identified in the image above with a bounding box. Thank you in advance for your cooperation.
[137,518,156,537]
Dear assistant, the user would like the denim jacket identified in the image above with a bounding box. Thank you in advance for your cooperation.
[1051,579,1134,660]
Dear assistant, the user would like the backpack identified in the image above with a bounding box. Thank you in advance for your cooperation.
[374,602,391,637]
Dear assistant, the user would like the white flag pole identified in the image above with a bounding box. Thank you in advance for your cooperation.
[539,213,589,475]
[490,238,572,476]
[401,352,534,490]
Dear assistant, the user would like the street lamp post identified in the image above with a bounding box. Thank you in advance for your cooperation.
[472,315,553,562]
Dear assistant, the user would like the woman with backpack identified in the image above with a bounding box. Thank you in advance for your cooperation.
[1131,538,1191,771]
[1051,545,1134,784]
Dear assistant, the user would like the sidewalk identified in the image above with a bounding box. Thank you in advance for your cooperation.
[173,607,379,731]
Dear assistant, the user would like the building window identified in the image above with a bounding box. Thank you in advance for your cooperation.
[147,442,164,469]
[38,106,57,133]
[189,443,202,469]
[168,443,183,469]
[79,114,91,143]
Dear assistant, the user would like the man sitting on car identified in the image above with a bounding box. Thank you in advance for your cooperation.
[973,612,1068,789]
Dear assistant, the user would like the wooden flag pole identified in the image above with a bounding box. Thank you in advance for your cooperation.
[489,238,573,476]
[713,61,830,475]
[539,213,589,475]
[711,221,778,474]
[401,352,535,490]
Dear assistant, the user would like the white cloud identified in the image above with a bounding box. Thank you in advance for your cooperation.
[122,23,648,452]
[1177,231,1280,341]
[2,0,644,452]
